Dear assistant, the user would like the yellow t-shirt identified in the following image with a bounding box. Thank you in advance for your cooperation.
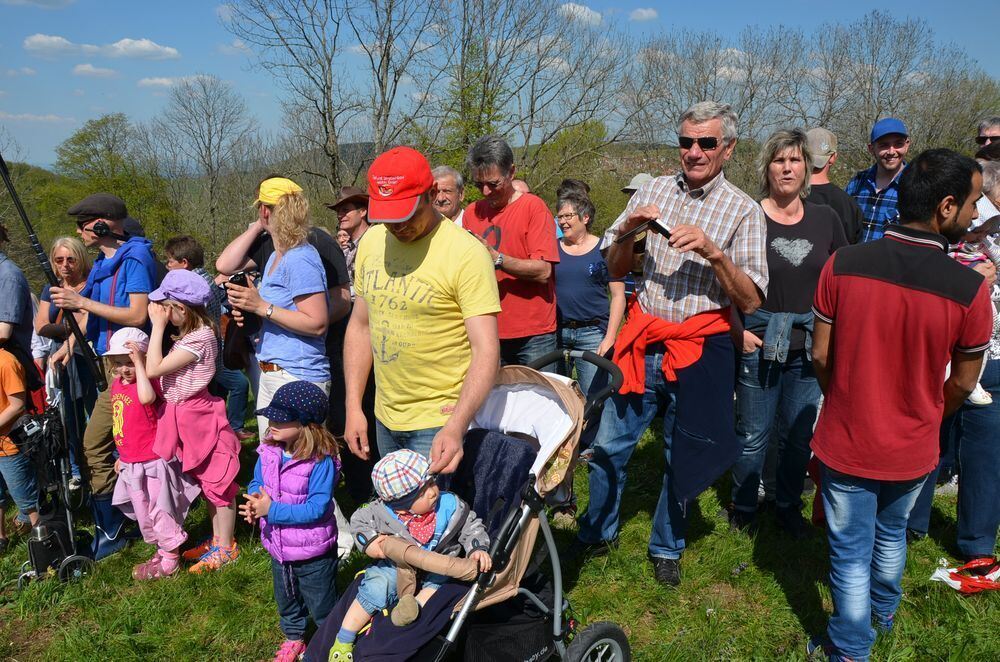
[355,219,500,430]
[0,349,27,457]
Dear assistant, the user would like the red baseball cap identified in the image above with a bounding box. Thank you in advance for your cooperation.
[367,146,435,223]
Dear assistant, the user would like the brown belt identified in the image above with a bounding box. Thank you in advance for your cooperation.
[258,360,284,373]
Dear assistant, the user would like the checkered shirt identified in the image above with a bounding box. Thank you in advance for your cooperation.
[844,164,906,243]
[604,172,768,323]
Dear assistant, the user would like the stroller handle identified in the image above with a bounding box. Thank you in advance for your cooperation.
[525,349,624,418]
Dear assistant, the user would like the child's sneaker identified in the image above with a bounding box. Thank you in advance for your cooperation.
[967,383,993,406]
[182,536,216,562]
[188,541,240,573]
[272,639,306,662]
[328,640,353,661]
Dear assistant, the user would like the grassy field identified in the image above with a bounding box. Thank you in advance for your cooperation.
[1,423,998,661]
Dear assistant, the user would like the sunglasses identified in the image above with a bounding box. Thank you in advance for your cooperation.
[976,135,1000,145]
[53,256,78,264]
[678,136,722,150]
[472,177,507,191]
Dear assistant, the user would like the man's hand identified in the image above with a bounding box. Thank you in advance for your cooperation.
[429,426,464,474]
[470,549,492,573]
[343,407,370,460]
[226,280,266,316]
[147,301,171,328]
[742,330,763,354]
[365,534,388,559]
[475,234,500,262]
[972,261,997,287]
[51,342,72,367]
[49,286,85,311]
[596,336,616,357]
[244,487,272,519]
[669,224,723,261]
[620,205,662,235]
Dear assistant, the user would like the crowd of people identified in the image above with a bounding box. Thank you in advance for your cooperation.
[0,103,998,662]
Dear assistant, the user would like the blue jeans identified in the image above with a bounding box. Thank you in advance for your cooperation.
[556,325,606,398]
[270,553,339,640]
[0,452,40,517]
[356,560,447,615]
[731,350,820,512]
[500,332,557,371]
[375,421,441,460]
[579,351,687,560]
[821,464,927,661]
[213,366,250,432]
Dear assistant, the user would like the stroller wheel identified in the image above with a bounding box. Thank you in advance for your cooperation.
[17,569,36,591]
[58,555,95,583]
[564,621,630,662]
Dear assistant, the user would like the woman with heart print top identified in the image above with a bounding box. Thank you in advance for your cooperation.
[727,128,847,538]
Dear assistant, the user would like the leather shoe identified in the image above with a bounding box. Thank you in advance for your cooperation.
[649,555,680,586]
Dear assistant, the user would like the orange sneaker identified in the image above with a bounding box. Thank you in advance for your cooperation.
[182,537,217,562]
[188,541,240,574]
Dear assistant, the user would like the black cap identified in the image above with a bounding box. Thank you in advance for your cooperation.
[122,217,145,237]
[67,193,128,222]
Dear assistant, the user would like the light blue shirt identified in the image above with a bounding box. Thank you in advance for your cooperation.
[0,251,34,355]
[257,243,330,382]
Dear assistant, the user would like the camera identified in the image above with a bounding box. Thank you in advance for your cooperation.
[227,270,258,287]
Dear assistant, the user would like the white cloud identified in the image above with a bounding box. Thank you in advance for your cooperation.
[72,88,84,96]
[1,0,74,7]
[629,8,658,21]
[137,77,179,88]
[347,43,370,55]
[542,56,572,74]
[217,39,250,56]
[0,110,75,122]
[558,3,601,26]
[23,33,180,60]
[73,63,117,77]
[4,67,37,77]
[215,3,234,22]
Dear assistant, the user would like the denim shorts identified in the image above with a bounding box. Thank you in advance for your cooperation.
[0,452,40,515]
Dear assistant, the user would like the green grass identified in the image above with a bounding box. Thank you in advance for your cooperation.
[2,425,998,661]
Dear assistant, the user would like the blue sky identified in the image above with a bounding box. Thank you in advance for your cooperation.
[1,0,997,168]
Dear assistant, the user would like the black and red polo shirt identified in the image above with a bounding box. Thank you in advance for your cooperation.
[811,224,993,481]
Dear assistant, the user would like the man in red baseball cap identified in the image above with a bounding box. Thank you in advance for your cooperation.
[343,146,500,476]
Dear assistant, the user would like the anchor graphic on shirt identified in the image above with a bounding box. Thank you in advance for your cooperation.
[377,321,400,363]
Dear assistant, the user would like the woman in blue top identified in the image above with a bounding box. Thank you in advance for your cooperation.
[553,192,625,399]
[226,177,330,435]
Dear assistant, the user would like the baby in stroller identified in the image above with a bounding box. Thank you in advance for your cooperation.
[329,449,492,660]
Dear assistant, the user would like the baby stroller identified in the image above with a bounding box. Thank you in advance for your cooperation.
[15,363,94,589]
[306,350,630,661]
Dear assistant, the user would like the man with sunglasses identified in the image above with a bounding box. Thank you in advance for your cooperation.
[845,118,911,243]
[575,101,767,588]
[48,193,158,560]
[461,135,560,368]
[977,116,1000,149]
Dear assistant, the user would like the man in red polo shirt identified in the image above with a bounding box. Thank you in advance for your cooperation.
[461,135,560,367]
[808,149,990,661]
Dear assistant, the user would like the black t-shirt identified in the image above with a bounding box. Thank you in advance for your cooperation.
[806,183,863,245]
[748,201,847,350]
[248,226,350,356]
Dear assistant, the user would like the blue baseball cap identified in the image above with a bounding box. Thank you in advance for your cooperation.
[255,381,329,426]
[870,118,908,143]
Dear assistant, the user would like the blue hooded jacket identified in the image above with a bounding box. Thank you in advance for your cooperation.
[81,236,158,354]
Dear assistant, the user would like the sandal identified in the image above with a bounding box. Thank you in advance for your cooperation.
[272,639,306,662]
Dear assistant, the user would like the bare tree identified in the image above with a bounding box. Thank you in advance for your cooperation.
[225,0,359,192]
[153,75,258,247]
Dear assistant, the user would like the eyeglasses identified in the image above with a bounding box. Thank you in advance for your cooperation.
[678,136,721,151]
[555,212,579,221]
[976,135,1000,145]
[472,177,506,191]
[53,257,77,264]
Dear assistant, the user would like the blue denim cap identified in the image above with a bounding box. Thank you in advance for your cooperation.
[870,118,908,143]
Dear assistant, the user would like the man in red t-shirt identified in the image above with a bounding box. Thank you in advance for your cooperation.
[461,136,560,367]
[808,149,991,661]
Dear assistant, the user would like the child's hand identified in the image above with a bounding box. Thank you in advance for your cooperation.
[365,534,388,559]
[125,342,145,370]
[238,493,257,524]
[147,302,170,327]
[114,459,122,474]
[470,549,492,573]
[245,487,272,519]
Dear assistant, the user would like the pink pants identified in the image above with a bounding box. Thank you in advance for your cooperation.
[113,459,199,552]
[125,474,187,552]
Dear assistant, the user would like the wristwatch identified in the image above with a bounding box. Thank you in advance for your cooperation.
[265,303,275,319]
[494,253,505,270]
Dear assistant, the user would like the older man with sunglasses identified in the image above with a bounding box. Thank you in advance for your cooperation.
[575,101,767,587]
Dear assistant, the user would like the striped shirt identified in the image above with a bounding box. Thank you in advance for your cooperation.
[161,326,218,403]
[844,164,906,243]
[603,172,768,323]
